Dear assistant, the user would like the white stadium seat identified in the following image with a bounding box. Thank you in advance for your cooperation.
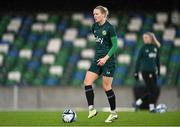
[19,49,32,59]
[156,12,168,23]
[128,17,142,31]
[87,34,95,42]
[8,71,21,82]
[31,23,44,32]
[163,28,176,41]
[36,13,49,21]
[49,65,63,76]
[77,60,91,70]
[108,17,118,26]
[72,13,84,21]
[171,10,180,25]
[153,23,165,31]
[47,38,62,53]
[81,49,95,58]
[117,38,124,48]
[7,18,22,32]
[74,38,87,48]
[117,54,131,64]
[160,65,167,75]
[174,38,180,47]
[0,44,9,54]
[63,28,78,41]
[125,33,137,42]
[44,23,56,32]
[82,18,93,26]
[2,33,14,43]
[42,54,55,64]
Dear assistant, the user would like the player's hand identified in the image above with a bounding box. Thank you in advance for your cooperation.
[134,72,139,81]
[97,56,109,66]
[97,57,107,66]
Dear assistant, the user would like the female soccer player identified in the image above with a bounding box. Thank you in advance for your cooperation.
[83,5,118,122]
[134,32,161,113]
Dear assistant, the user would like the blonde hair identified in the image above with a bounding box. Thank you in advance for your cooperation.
[144,32,161,48]
[94,5,109,19]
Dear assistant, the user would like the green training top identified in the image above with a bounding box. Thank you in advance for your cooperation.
[92,21,118,60]
[135,43,160,73]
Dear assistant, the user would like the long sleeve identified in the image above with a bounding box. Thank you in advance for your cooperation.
[135,47,143,72]
[156,48,160,75]
[107,36,118,57]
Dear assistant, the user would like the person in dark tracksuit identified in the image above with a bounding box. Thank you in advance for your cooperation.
[83,5,118,122]
[134,32,161,113]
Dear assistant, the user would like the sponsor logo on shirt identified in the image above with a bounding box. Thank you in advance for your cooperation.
[107,71,111,74]
[149,53,157,58]
[154,48,157,52]
[95,36,103,44]
[145,49,149,53]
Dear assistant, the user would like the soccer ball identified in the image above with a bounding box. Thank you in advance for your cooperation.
[62,109,77,123]
[156,104,167,113]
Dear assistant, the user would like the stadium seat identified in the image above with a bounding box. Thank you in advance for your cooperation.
[19,49,32,59]
[46,38,62,53]
[77,60,91,70]
[156,12,168,23]
[8,71,21,83]
[153,23,165,31]
[0,44,9,54]
[117,54,131,64]
[36,13,49,21]
[128,17,142,31]
[108,17,118,26]
[44,23,56,32]
[42,54,55,64]
[163,28,176,41]
[81,49,95,59]
[7,18,22,33]
[64,28,78,41]
[2,33,14,43]
[31,23,44,32]
[49,65,63,77]
[174,38,180,47]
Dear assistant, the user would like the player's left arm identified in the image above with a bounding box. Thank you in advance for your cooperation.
[156,48,160,76]
[107,36,118,57]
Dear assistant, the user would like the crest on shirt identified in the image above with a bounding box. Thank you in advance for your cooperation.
[102,30,107,35]
[145,49,149,53]
[154,48,157,52]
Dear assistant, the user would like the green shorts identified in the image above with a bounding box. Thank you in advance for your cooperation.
[88,59,115,77]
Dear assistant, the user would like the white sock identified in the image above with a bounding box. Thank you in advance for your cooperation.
[149,104,155,111]
[136,99,143,106]
[88,105,94,110]
[110,110,116,114]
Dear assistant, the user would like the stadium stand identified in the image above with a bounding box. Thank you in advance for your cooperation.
[0,12,180,87]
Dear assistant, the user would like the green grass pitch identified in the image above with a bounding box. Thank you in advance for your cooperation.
[0,111,180,126]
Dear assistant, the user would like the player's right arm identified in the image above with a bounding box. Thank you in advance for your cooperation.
[156,48,160,76]
[134,47,143,80]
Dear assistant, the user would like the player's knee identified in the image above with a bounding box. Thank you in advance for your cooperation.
[84,78,92,86]
[103,83,112,91]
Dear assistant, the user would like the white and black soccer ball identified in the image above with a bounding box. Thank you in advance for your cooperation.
[156,104,167,113]
[62,109,77,123]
